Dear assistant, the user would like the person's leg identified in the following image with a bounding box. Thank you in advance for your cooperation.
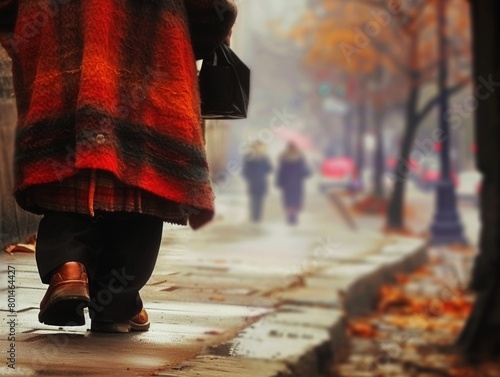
[255,194,264,222]
[286,207,298,225]
[251,194,264,222]
[36,213,102,283]
[291,208,298,225]
[250,194,258,222]
[282,192,290,223]
[36,212,101,325]
[89,212,163,323]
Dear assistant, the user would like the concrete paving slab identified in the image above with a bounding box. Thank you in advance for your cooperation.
[265,306,349,364]
[0,335,196,377]
[157,356,292,377]
[224,319,331,377]
[279,285,342,308]
[141,286,276,307]
[227,320,330,359]
[0,287,41,312]
[148,271,298,294]
[317,263,382,279]
[267,306,344,329]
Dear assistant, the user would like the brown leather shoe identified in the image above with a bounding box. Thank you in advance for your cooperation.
[39,262,90,326]
[90,308,150,333]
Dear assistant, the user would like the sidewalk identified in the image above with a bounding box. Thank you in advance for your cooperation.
[0,185,427,377]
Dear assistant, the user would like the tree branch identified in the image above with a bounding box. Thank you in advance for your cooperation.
[415,80,469,125]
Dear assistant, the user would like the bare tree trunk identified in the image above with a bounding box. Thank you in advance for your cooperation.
[373,109,385,198]
[385,24,421,230]
[387,84,419,229]
[457,0,500,357]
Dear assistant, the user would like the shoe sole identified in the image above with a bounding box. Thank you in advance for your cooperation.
[39,283,90,326]
[39,296,89,326]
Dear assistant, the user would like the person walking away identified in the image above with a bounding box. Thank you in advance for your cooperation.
[276,143,310,225]
[242,142,272,223]
[0,0,237,333]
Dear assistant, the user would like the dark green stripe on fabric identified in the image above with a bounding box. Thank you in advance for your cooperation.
[15,110,209,183]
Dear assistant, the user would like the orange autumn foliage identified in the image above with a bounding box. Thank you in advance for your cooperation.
[348,319,378,338]
[291,0,471,91]
[378,281,472,319]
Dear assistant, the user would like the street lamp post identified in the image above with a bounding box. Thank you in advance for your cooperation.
[430,0,466,245]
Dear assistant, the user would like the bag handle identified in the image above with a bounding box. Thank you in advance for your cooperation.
[204,43,235,67]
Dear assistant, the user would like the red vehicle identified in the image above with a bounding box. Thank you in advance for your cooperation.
[319,157,357,192]
[386,157,420,173]
[416,157,458,190]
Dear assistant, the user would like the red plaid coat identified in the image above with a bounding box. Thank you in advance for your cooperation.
[0,0,236,229]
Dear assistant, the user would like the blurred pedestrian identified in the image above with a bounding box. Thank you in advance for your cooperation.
[0,0,236,332]
[242,142,272,223]
[276,143,310,225]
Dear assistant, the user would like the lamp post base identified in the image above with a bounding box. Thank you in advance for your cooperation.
[430,179,467,245]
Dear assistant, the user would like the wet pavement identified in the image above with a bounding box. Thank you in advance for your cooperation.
[0,182,456,376]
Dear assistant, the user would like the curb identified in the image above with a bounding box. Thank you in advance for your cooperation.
[159,237,428,377]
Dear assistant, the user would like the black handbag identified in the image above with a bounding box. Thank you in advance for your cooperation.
[198,43,250,120]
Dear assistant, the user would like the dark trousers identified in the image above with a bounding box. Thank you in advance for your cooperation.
[36,212,163,321]
[250,193,265,222]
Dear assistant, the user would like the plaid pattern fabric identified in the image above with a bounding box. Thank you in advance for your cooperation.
[20,170,191,226]
[0,0,236,229]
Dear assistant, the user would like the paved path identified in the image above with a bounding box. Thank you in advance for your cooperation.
[0,185,428,377]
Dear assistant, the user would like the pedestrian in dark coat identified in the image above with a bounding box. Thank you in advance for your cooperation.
[0,0,236,332]
[276,143,310,225]
[242,142,272,222]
